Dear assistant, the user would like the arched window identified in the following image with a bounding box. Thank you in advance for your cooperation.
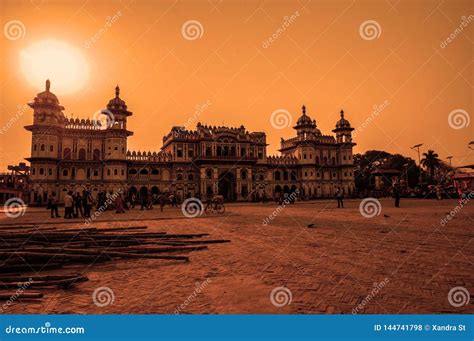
[206,169,213,179]
[32,168,36,175]
[188,173,194,181]
[33,144,37,151]
[151,169,159,175]
[241,148,246,156]
[50,145,54,152]
[216,146,222,156]
[274,171,281,181]
[129,169,137,175]
[40,144,45,151]
[291,171,297,181]
[39,168,44,175]
[63,169,68,177]
[283,171,289,180]
[177,173,183,181]
[140,169,148,175]
[332,157,336,165]
[107,169,111,176]
[78,148,86,160]
[63,148,72,160]
[114,169,118,176]
[241,170,247,180]
[93,149,100,160]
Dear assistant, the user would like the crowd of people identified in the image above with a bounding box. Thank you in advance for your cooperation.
[46,190,189,219]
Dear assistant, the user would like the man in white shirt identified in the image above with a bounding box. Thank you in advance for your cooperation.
[64,191,74,219]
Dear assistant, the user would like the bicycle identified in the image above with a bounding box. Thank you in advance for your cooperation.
[204,201,225,214]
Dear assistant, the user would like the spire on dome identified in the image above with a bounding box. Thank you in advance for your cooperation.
[302,105,306,115]
[46,79,51,92]
[115,85,120,98]
[340,109,344,118]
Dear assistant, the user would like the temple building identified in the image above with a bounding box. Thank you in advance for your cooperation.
[25,81,356,203]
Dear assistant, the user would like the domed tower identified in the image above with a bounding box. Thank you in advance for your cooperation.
[28,79,65,127]
[106,85,132,130]
[333,109,356,194]
[103,86,133,184]
[291,105,321,165]
[293,105,320,139]
[25,80,64,199]
[332,110,354,144]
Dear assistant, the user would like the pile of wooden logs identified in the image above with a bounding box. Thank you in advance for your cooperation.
[0,225,230,301]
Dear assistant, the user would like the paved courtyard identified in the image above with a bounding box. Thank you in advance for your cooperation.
[0,198,472,314]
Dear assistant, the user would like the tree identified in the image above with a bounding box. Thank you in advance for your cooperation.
[354,150,419,192]
[421,149,441,181]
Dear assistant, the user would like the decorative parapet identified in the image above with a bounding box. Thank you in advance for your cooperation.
[126,150,172,162]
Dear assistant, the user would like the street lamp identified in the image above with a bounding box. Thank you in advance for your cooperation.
[403,163,409,188]
[411,143,423,184]
[446,156,453,167]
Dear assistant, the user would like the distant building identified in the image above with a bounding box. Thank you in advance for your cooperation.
[0,163,29,204]
[25,80,356,202]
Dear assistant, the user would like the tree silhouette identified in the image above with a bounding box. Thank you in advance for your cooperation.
[421,149,441,181]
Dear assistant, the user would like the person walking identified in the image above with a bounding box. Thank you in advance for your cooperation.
[140,193,148,210]
[64,191,74,219]
[336,188,344,208]
[147,193,153,210]
[115,193,125,213]
[83,190,92,218]
[74,192,84,218]
[159,194,166,212]
[393,184,400,208]
[49,193,60,218]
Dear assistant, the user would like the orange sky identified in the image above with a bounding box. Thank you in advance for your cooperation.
[0,0,472,171]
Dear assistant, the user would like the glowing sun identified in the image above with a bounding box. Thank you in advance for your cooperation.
[20,40,89,95]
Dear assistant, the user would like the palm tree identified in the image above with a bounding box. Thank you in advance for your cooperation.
[421,150,441,180]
